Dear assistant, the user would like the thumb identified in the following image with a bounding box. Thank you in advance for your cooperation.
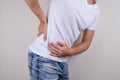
[43,35,47,41]
[43,25,47,41]
[37,31,43,36]
[43,33,47,41]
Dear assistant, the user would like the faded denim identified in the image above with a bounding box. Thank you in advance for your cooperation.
[28,51,70,80]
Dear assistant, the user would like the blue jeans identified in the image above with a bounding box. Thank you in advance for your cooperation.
[28,51,70,80]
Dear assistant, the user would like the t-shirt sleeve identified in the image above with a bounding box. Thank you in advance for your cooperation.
[87,11,100,30]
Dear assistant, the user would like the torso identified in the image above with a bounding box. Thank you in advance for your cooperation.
[29,0,100,62]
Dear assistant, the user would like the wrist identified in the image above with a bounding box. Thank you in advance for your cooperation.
[40,19,47,24]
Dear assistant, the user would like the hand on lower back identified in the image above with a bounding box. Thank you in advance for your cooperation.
[37,21,48,41]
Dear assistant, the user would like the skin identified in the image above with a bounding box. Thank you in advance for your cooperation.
[25,0,48,41]
[25,0,96,57]
[87,0,96,5]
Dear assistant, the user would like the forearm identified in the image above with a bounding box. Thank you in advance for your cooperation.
[71,41,90,55]
[24,0,46,22]
[70,29,95,56]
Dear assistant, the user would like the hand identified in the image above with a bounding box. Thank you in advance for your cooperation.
[48,42,74,57]
[37,21,48,41]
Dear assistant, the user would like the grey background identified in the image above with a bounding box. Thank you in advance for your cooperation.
[0,0,120,80]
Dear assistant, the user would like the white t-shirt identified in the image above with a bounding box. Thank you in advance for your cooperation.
[28,0,100,62]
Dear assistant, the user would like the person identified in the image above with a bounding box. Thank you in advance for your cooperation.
[25,0,100,80]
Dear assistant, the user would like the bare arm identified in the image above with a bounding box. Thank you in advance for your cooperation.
[48,29,95,57]
[72,0,98,55]
[48,0,98,57]
[24,0,47,22]
[24,0,48,40]
[71,29,95,55]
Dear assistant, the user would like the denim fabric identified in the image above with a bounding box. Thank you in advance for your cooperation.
[28,51,70,80]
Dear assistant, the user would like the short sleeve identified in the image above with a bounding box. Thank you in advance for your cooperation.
[87,11,100,30]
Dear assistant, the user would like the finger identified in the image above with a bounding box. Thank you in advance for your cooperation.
[48,44,60,53]
[57,42,66,46]
[48,44,61,53]
[48,47,57,53]
[50,52,63,57]
[43,27,47,41]
[37,31,43,36]
[49,42,62,50]
[48,46,63,57]
[43,34,47,41]
[56,45,62,50]
[48,47,62,56]
[37,28,43,36]
[48,45,63,57]
[50,53,58,57]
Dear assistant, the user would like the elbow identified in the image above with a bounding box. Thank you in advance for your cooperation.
[82,46,89,53]
[84,45,90,52]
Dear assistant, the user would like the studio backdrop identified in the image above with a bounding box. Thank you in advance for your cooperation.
[0,0,120,80]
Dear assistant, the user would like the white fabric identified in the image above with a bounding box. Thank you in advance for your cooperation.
[28,0,100,62]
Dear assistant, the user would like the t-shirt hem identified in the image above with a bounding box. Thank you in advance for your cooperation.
[28,45,68,62]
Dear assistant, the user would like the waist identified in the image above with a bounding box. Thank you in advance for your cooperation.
[28,41,68,62]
